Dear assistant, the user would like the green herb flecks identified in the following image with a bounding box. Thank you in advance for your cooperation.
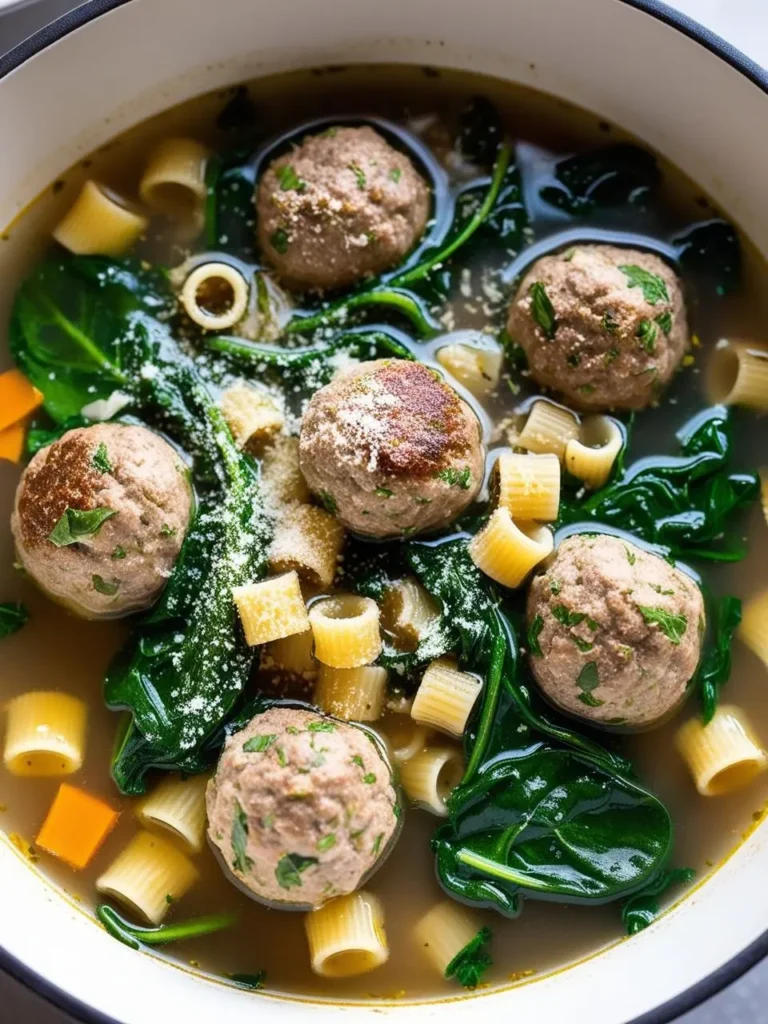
[389,168,402,183]
[576,662,602,706]
[528,282,557,339]
[92,575,120,596]
[619,264,670,305]
[270,228,289,254]
[573,636,595,653]
[375,486,394,498]
[112,546,127,560]
[445,927,493,989]
[307,720,336,733]
[160,523,177,538]
[276,165,306,192]
[48,507,117,547]
[602,311,620,334]
[636,319,659,353]
[232,800,253,874]
[625,546,636,566]
[363,773,376,785]
[527,615,544,656]
[348,163,367,190]
[435,466,472,490]
[371,833,385,857]
[319,491,338,515]
[275,853,318,890]
[243,734,277,753]
[0,602,29,639]
[637,605,687,645]
[655,311,673,335]
[92,442,113,474]
[316,834,337,853]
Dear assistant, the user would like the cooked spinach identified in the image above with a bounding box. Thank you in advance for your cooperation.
[96,905,237,950]
[0,602,29,639]
[558,407,759,561]
[697,595,742,724]
[620,867,695,935]
[539,143,660,216]
[204,148,257,258]
[674,219,741,297]
[48,507,117,547]
[458,96,503,166]
[445,926,493,988]
[227,972,267,991]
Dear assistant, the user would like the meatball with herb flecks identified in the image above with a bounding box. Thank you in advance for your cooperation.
[256,125,430,292]
[206,705,402,909]
[507,244,688,410]
[11,423,191,619]
[298,359,485,538]
[526,534,704,728]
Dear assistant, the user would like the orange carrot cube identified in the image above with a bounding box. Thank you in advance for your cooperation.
[0,369,43,433]
[37,783,120,870]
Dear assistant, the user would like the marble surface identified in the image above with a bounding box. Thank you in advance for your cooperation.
[0,1,767,1022]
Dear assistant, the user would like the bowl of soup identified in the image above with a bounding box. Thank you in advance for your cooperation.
[0,1,767,1022]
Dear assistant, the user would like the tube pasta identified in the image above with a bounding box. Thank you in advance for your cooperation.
[261,435,311,506]
[382,577,440,651]
[399,745,464,815]
[760,469,768,527]
[181,262,250,332]
[380,715,430,764]
[411,659,482,737]
[514,400,580,460]
[494,451,560,521]
[139,137,209,223]
[305,891,388,978]
[220,383,284,451]
[269,503,345,590]
[3,691,87,777]
[233,571,310,647]
[309,595,381,669]
[135,774,208,855]
[436,341,503,397]
[469,508,554,589]
[262,628,317,680]
[739,590,768,669]
[96,830,199,925]
[53,180,148,256]
[565,415,623,489]
[314,665,387,722]
[415,900,485,977]
[706,340,768,412]
[676,705,768,796]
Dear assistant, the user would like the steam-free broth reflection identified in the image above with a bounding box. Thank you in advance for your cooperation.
[1,64,767,1000]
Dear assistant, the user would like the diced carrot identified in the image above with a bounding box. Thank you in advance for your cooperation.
[0,369,43,433]
[37,783,120,870]
[0,420,26,464]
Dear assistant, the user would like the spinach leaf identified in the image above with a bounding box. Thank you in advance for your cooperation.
[204,148,257,258]
[539,144,660,216]
[621,867,695,935]
[231,800,253,874]
[528,282,557,339]
[697,595,742,724]
[636,605,688,645]
[558,407,759,561]
[96,905,237,950]
[619,265,670,305]
[48,507,117,547]
[227,972,267,991]
[275,853,318,890]
[674,219,741,297]
[458,96,503,166]
[0,602,29,639]
[445,926,493,988]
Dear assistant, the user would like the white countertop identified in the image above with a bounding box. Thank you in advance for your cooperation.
[0,1,766,1022]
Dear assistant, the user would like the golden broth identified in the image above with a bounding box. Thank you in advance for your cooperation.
[1,64,767,1002]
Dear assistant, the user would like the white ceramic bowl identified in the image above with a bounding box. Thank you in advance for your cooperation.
[1,1,767,1021]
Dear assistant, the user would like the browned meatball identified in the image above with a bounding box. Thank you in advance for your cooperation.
[298,359,485,538]
[256,126,430,291]
[11,423,192,618]
[507,245,688,410]
[526,534,705,728]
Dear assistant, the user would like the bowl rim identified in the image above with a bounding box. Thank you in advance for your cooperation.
[1,0,767,1021]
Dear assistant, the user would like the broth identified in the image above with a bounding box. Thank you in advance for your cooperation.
[1,64,767,1002]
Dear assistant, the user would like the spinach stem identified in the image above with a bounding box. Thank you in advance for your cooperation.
[39,292,127,382]
[96,905,238,949]
[463,627,506,783]
[285,289,437,338]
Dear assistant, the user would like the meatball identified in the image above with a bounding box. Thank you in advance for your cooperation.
[256,125,430,291]
[206,706,401,908]
[526,534,704,728]
[299,359,485,538]
[507,245,688,410]
[11,423,192,619]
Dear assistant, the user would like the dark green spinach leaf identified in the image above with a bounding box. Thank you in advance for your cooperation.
[0,602,29,639]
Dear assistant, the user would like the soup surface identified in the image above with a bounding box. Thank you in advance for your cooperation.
[1,64,767,1002]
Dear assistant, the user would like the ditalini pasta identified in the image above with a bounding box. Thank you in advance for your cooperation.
[382,577,440,650]
[3,691,87,777]
[233,571,310,646]
[436,340,503,397]
[494,450,560,521]
[269,502,345,590]
[739,589,768,669]
[675,705,768,796]
[380,715,431,764]
[564,415,623,489]
[314,665,387,722]
[305,891,389,978]
[96,830,199,925]
[399,745,465,815]
[52,180,148,256]
[138,137,210,222]
[260,434,311,506]
[469,508,554,589]
[181,262,251,332]
[514,400,580,460]
[706,339,768,412]
[220,383,284,450]
[414,900,486,978]
[309,595,382,669]
[135,773,208,855]
[262,628,317,680]
[411,659,482,737]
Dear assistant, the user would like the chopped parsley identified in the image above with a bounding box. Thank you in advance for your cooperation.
[549,579,562,595]
[92,575,120,596]
[270,228,289,254]
[579,383,595,395]
[650,584,675,596]
[527,614,544,656]
[636,319,659,353]
[275,853,318,890]
[231,800,253,874]
[242,734,277,753]
[435,466,472,490]
[619,264,670,305]
[91,442,113,474]
[604,347,620,366]
[602,311,620,334]
[276,746,288,767]
[348,163,367,189]
[552,605,588,628]
[308,720,336,732]
[351,755,364,768]
[316,834,336,853]
[363,773,376,785]
[625,546,637,565]
[48,507,117,547]
[160,523,176,537]
[445,926,493,989]
[637,605,688,645]
[576,662,603,707]
[375,486,394,498]
[573,636,594,653]
[528,281,557,339]
[319,490,338,514]
[371,833,385,857]
[389,167,402,183]
[655,311,673,335]
[276,164,306,192]
[112,546,127,560]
